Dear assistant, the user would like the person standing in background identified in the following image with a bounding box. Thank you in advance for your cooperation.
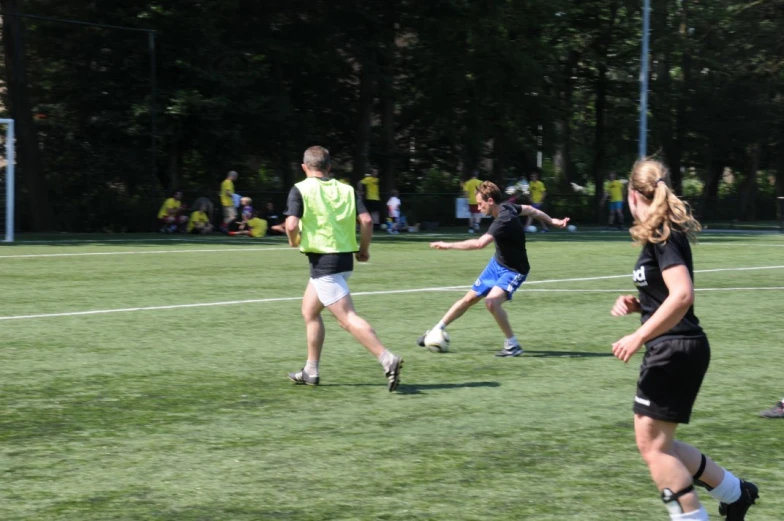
[525,168,548,232]
[219,171,238,232]
[462,170,483,233]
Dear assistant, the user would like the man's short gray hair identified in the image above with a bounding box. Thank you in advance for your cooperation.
[303,146,331,172]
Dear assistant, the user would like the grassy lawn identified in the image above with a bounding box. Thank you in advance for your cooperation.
[1,229,782,520]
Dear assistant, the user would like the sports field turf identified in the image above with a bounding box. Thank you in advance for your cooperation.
[1,229,782,520]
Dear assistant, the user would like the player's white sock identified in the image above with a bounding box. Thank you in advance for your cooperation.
[304,360,319,376]
[378,350,395,371]
[670,507,708,521]
[708,470,741,503]
[434,321,446,331]
[506,335,518,346]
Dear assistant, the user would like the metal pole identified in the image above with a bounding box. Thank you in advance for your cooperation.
[1,119,15,242]
[639,0,651,158]
[149,31,157,183]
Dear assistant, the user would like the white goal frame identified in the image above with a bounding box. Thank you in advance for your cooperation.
[1,119,15,242]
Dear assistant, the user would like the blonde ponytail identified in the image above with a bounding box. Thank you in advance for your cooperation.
[628,159,701,245]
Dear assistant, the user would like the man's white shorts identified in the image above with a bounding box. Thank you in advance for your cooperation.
[310,271,353,306]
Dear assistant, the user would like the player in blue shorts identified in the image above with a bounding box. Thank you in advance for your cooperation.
[417,181,570,356]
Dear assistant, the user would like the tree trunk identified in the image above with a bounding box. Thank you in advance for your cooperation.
[352,52,377,182]
[590,2,617,222]
[1,3,53,231]
[739,143,760,221]
[555,51,578,185]
[591,62,608,221]
[378,2,397,192]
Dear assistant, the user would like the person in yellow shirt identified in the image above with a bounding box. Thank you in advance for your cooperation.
[358,172,382,226]
[229,211,268,237]
[187,203,213,234]
[157,190,188,233]
[525,169,549,232]
[462,170,483,233]
[602,171,625,229]
[219,170,238,232]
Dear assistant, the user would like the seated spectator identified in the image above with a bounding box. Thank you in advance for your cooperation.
[158,191,188,233]
[229,210,267,237]
[187,204,213,234]
[229,196,254,233]
[260,201,286,235]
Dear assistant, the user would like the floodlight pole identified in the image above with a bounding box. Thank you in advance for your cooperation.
[639,0,651,158]
[1,119,15,242]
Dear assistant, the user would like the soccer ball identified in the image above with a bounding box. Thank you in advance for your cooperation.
[567,224,577,233]
[380,223,387,230]
[526,225,538,233]
[424,329,450,353]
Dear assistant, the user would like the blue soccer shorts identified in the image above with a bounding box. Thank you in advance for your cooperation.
[471,257,528,300]
[609,201,623,212]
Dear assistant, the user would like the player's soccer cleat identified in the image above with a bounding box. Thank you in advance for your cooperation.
[385,356,403,392]
[287,369,320,386]
[718,480,758,520]
[416,330,429,347]
[760,400,784,418]
[495,344,523,357]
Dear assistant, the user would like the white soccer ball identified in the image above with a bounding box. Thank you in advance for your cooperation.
[526,225,538,233]
[424,329,450,353]
[380,223,387,230]
[567,224,577,233]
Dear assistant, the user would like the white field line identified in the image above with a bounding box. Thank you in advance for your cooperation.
[0,247,295,259]
[0,265,781,322]
[439,287,784,293]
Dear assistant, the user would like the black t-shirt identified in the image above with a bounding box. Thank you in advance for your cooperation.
[284,179,368,278]
[486,203,530,275]
[633,230,704,344]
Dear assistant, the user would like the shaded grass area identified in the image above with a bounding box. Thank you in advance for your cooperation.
[1,232,782,520]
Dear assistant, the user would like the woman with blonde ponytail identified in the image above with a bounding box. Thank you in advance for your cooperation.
[610,159,757,521]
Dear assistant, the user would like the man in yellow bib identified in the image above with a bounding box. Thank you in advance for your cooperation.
[157,190,188,233]
[219,170,238,232]
[187,203,213,234]
[462,170,482,233]
[524,168,549,232]
[358,171,382,226]
[602,171,625,229]
[284,146,403,391]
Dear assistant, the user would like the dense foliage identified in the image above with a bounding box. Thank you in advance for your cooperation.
[2,0,783,230]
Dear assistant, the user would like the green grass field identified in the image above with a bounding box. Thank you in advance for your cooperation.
[1,229,782,521]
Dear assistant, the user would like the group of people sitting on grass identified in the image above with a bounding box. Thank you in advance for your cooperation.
[157,191,284,237]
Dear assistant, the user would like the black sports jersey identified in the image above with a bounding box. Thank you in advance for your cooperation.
[486,203,530,275]
[633,230,704,344]
[284,179,368,278]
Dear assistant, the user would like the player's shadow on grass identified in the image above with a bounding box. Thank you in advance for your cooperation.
[525,350,613,358]
[395,381,500,395]
[321,381,500,395]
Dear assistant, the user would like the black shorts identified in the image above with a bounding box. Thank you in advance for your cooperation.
[365,199,383,214]
[633,336,711,424]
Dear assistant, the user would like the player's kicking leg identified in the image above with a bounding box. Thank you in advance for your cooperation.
[417,289,483,347]
[327,290,403,392]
